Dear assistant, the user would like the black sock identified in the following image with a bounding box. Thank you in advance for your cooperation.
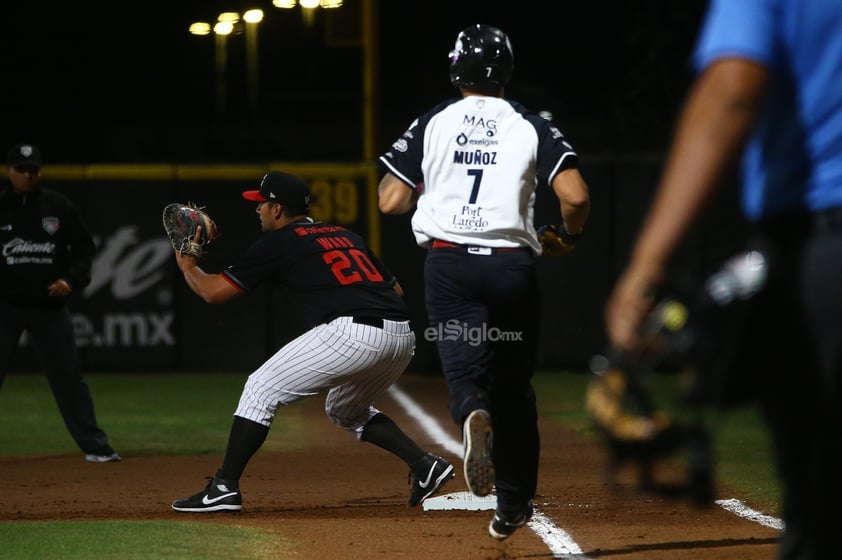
[360,413,427,466]
[217,416,269,483]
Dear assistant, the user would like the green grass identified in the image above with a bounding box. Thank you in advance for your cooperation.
[0,520,281,560]
[712,405,780,512]
[0,373,309,455]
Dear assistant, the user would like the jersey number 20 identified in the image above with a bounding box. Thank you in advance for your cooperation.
[323,249,384,285]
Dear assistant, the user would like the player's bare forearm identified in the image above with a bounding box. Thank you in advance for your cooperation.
[175,253,239,304]
[560,200,590,235]
[553,168,590,234]
[378,173,417,214]
[182,270,204,299]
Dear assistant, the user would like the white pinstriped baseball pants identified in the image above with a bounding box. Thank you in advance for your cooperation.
[234,316,415,438]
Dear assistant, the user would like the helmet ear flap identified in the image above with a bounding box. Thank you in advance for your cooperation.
[448,24,514,89]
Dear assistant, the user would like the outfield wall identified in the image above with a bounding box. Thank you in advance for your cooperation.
[8,156,745,373]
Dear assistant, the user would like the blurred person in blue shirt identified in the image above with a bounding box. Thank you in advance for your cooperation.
[605,2,842,559]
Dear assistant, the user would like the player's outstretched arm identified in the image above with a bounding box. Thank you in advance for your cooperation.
[174,250,241,304]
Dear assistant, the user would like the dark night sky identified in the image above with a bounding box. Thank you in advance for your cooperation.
[1,0,708,163]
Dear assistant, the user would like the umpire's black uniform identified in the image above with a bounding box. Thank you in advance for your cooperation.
[0,181,113,456]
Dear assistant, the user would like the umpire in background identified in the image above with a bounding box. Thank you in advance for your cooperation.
[606,2,842,559]
[0,143,120,463]
[378,25,590,540]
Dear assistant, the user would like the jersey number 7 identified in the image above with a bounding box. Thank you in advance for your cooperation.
[467,169,483,203]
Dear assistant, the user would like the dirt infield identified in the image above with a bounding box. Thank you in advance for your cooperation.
[1,373,780,559]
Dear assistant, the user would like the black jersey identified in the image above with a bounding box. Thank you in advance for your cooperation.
[222,219,408,328]
[0,185,95,307]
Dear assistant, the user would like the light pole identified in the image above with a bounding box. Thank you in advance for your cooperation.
[361,0,376,161]
[214,26,230,113]
[214,14,238,114]
[243,9,264,113]
[189,14,237,114]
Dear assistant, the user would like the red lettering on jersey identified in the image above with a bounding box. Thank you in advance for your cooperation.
[316,236,355,250]
[294,225,348,237]
[322,249,384,285]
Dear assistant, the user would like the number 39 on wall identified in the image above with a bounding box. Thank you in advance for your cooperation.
[308,179,360,224]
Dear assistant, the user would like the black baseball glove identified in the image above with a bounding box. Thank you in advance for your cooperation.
[536,223,581,256]
[162,202,219,258]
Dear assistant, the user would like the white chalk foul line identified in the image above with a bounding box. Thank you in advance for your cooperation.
[389,385,589,559]
[529,510,586,558]
[387,384,462,458]
[715,498,785,531]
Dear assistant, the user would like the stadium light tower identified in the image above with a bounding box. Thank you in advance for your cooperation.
[243,9,264,112]
[213,18,235,113]
[189,13,237,114]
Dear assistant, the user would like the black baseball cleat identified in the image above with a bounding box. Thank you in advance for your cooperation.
[407,453,455,506]
[488,500,534,540]
[172,476,242,513]
[463,409,495,497]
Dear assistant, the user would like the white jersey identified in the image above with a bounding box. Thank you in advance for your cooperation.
[380,96,579,254]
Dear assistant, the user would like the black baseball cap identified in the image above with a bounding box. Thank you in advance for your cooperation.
[7,143,43,168]
[242,171,311,212]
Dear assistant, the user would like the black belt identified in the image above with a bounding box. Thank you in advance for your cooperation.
[756,207,842,237]
[352,316,384,329]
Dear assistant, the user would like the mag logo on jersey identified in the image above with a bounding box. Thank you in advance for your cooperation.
[462,115,497,137]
